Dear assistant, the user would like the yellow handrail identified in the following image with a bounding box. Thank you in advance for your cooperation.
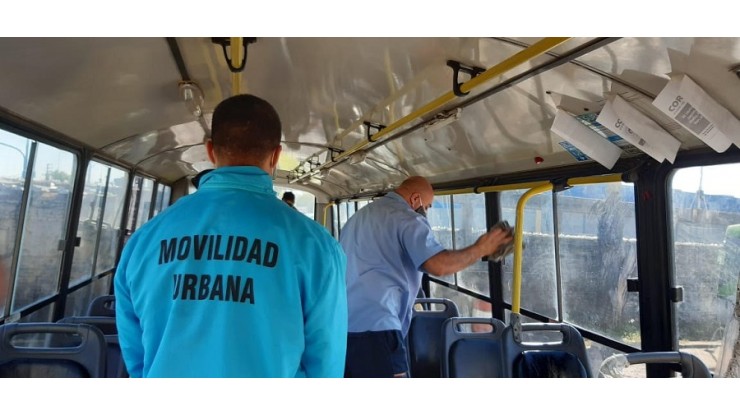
[511,173,623,314]
[512,183,553,314]
[231,37,242,96]
[322,201,335,227]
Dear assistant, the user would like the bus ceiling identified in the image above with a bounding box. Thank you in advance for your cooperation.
[0,37,738,198]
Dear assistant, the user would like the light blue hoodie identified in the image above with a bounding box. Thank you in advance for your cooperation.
[115,166,347,377]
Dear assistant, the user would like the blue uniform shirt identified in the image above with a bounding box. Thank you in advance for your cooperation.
[115,166,347,377]
[340,192,445,337]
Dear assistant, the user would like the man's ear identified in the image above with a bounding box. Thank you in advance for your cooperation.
[205,139,217,165]
[410,192,420,209]
[271,145,283,170]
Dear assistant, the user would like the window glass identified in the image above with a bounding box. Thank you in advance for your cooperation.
[151,184,172,217]
[94,167,128,274]
[338,202,348,230]
[558,183,640,346]
[274,186,316,219]
[70,162,108,285]
[671,164,740,375]
[453,194,488,295]
[135,178,154,230]
[501,189,557,319]
[18,303,54,323]
[152,184,165,216]
[12,142,76,312]
[430,282,481,319]
[427,195,454,284]
[125,176,142,232]
[64,274,111,317]
[160,185,171,210]
[152,183,171,217]
[0,130,31,318]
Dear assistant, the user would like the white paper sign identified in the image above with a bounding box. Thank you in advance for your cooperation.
[597,96,682,163]
[653,74,738,152]
[551,109,622,169]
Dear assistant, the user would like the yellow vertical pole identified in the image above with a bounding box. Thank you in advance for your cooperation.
[230,37,243,96]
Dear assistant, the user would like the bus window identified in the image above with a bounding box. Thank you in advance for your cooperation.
[337,201,348,230]
[64,273,112,317]
[558,183,640,347]
[151,183,171,217]
[18,303,54,323]
[454,193,488,296]
[125,176,142,236]
[427,193,489,310]
[69,161,127,286]
[427,195,453,283]
[671,163,740,374]
[0,130,31,319]
[10,142,76,314]
[135,178,154,230]
[501,189,557,320]
[274,185,315,219]
[93,168,127,275]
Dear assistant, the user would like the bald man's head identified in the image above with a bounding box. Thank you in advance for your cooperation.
[395,176,434,215]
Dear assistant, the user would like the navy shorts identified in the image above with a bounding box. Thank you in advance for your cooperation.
[344,330,408,378]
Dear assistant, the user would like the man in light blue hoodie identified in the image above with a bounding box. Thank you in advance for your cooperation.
[115,94,347,377]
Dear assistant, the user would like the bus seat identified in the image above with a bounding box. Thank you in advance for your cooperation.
[58,316,127,378]
[407,298,459,378]
[512,350,588,378]
[0,323,107,378]
[87,295,116,317]
[598,351,712,378]
[441,317,507,378]
[503,323,591,378]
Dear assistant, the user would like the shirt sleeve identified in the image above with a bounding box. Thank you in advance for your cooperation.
[300,237,348,378]
[399,215,446,271]
[114,241,145,378]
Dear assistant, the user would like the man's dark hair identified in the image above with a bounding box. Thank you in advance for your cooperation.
[282,191,296,202]
[211,94,282,161]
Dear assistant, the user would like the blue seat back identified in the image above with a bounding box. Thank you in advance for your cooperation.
[58,316,128,378]
[407,298,459,378]
[87,295,116,317]
[442,317,507,377]
[503,323,591,378]
[0,323,106,378]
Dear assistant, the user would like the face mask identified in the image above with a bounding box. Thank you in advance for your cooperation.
[415,205,427,218]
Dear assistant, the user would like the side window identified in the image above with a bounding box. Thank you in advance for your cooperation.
[501,182,640,373]
[0,130,31,318]
[274,186,316,219]
[338,202,348,230]
[671,164,740,376]
[427,195,453,283]
[501,189,557,320]
[151,183,171,217]
[426,193,487,318]
[135,178,154,230]
[69,161,128,286]
[454,194,488,296]
[557,183,640,347]
[1,133,77,316]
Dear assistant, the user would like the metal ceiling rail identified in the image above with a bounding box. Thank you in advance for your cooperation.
[289,37,572,184]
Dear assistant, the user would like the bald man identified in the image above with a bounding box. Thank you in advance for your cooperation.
[340,176,513,377]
